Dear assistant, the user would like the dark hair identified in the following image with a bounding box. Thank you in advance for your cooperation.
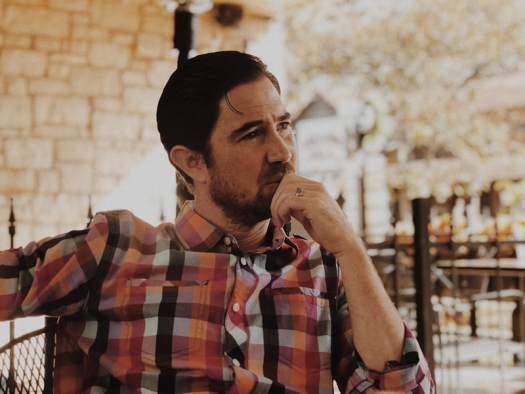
[156,51,280,188]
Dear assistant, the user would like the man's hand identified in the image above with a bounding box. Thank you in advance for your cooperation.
[270,174,360,257]
[271,174,405,372]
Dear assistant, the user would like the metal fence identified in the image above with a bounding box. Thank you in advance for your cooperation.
[367,198,525,393]
[0,320,56,394]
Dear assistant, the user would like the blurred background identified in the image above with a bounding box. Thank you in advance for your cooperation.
[1,0,525,392]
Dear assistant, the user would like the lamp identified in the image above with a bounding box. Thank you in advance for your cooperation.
[215,4,243,27]
[159,0,213,65]
[159,0,213,14]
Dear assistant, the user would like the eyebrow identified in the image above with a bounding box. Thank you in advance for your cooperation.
[228,112,291,141]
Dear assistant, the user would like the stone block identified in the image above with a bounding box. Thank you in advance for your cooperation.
[92,111,141,140]
[141,116,160,142]
[34,37,62,52]
[6,77,29,96]
[56,139,94,162]
[0,170,36,193]
[113,33,135,46]
[122,70,147,87]
[147,60,176,87]
[49,53,86,66]
[2,192,32,224]
[12,222,34,246]
[95,148,141,176]
[3,6,70,38]
[66,40,89,56]
[3,34,32,48]
[4,0,44,5]
[34,96,90,127]
[88,28,111,42]
[0,129,19,139]
[0,97,32,128]
[130,59,149,72]
[93,175,117,195]
[71,25,89,40]
[123,86,161,114]
[31,193,88,228]
[127,0,150,5]
[2,49,47,77]
[160,42,175,60]
[48,0,88,12]
[48,64,70,79]
[91,1,140,32]
[72,13,89,25]
[142,14,172,35]
[37,170,60,193]
[58,162,93,193]
[93,98,122,111]
[31,195,63,223]
[136,33,163,59]
[5,139,54,170]
[70,67,121,97]
[32,224,60,242]
[34,125,88,139]
[29,79,70,95]
[89,42,131,69]
[56,194,91,226]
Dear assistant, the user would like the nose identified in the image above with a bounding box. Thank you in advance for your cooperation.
[266,129,294,164]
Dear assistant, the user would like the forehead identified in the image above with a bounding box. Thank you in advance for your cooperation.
[214,77,285,129]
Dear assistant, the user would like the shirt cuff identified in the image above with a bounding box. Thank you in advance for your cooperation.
[346,324,435,393]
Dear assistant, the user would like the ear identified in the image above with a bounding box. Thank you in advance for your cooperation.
[169,145,208,183]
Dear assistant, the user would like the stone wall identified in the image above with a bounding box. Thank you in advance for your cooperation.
[0,0,277,246]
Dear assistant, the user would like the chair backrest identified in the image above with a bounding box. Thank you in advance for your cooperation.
[0,318,57,394]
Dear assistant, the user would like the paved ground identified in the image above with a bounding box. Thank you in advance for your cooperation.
[435,363,525,394]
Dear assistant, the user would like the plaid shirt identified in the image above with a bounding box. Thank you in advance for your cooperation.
[0,202,434,393]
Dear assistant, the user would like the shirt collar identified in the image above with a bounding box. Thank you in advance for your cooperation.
[174,201,297,254]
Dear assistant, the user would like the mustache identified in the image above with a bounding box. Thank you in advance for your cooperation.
[258,162,295,184]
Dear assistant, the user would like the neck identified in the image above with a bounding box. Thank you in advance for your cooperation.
[193,198,270,252]
[228,220,270,252]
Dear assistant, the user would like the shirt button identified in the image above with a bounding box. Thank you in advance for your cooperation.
[240,257,247,266]
[232,358,241,367]
[223,237,231,246]
[232,302,240,313]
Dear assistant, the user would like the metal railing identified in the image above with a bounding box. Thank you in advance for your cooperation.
[0,319,56,394]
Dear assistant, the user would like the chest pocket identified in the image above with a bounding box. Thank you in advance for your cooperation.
[121,279,209,361]
[261,287,333,373]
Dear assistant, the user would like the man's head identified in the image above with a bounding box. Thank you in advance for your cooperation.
[157,51,281,191]
[157,51,296,227]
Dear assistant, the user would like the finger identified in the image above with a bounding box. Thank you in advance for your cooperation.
[270,175,325,228]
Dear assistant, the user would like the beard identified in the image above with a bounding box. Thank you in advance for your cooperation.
[208,161,295,228]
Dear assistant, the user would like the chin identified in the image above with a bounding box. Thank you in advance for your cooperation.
[264,182,280,195]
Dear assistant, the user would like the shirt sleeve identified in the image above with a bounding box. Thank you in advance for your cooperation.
[332,287,435,394]
[0,214,109,320]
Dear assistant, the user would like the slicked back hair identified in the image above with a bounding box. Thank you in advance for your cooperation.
[156,51,281,189]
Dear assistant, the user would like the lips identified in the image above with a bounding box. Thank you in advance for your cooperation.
[265,174,285,186]
[258,162,295,186]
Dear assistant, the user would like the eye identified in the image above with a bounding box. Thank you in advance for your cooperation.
[277,122,290,131]
[278,122,295,135]
[241,130,260,141]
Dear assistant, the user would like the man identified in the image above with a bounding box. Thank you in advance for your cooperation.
[0,51,433,393]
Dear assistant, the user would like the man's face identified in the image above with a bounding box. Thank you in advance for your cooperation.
[205,77,297,227]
